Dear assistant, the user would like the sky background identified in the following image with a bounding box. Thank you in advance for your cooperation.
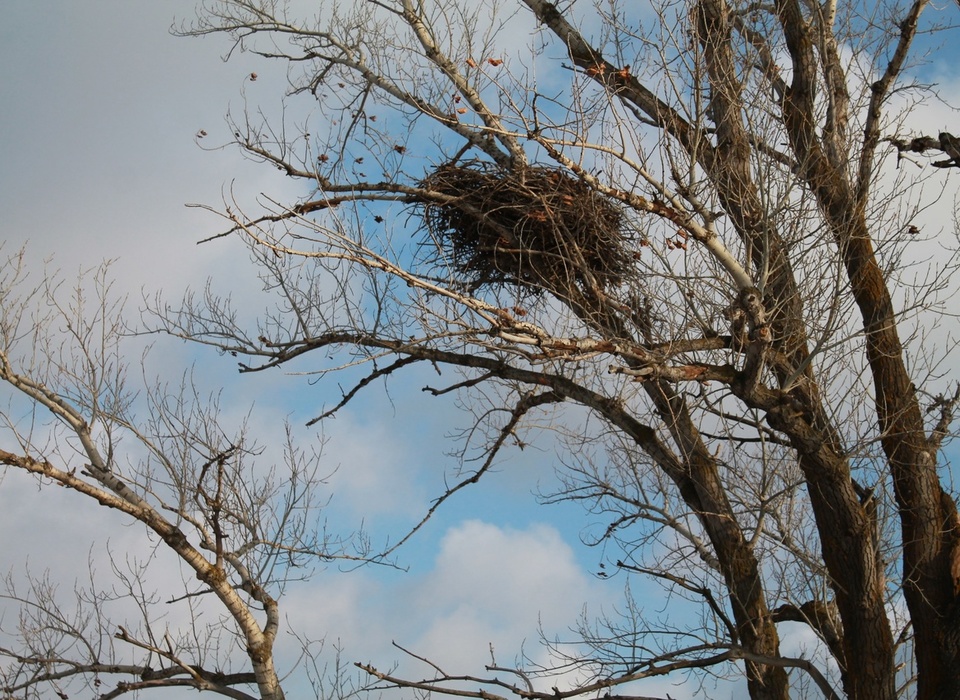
[3,2,960,700]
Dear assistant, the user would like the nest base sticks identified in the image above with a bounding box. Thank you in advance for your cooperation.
[417,162,628,297]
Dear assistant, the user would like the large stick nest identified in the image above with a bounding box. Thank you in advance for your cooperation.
[417,162,630,296]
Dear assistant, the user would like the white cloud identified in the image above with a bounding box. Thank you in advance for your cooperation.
[418,520,587,616]
[277,519,602,684]
[406,520,594,668]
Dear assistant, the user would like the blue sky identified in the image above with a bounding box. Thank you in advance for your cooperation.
[3,3,960,700]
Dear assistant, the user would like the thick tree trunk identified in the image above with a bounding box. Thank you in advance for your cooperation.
[644,381,789,700]
[696,2,898,695]
[571,301,790,699]
[760,407,896,699]
[774,5,960,687]
[824,191,960,700]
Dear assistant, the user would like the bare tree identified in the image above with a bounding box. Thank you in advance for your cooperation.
[156,1,960,699]
[0,247,379,699]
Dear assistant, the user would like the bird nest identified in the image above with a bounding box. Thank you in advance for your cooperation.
[416,162,629,297]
